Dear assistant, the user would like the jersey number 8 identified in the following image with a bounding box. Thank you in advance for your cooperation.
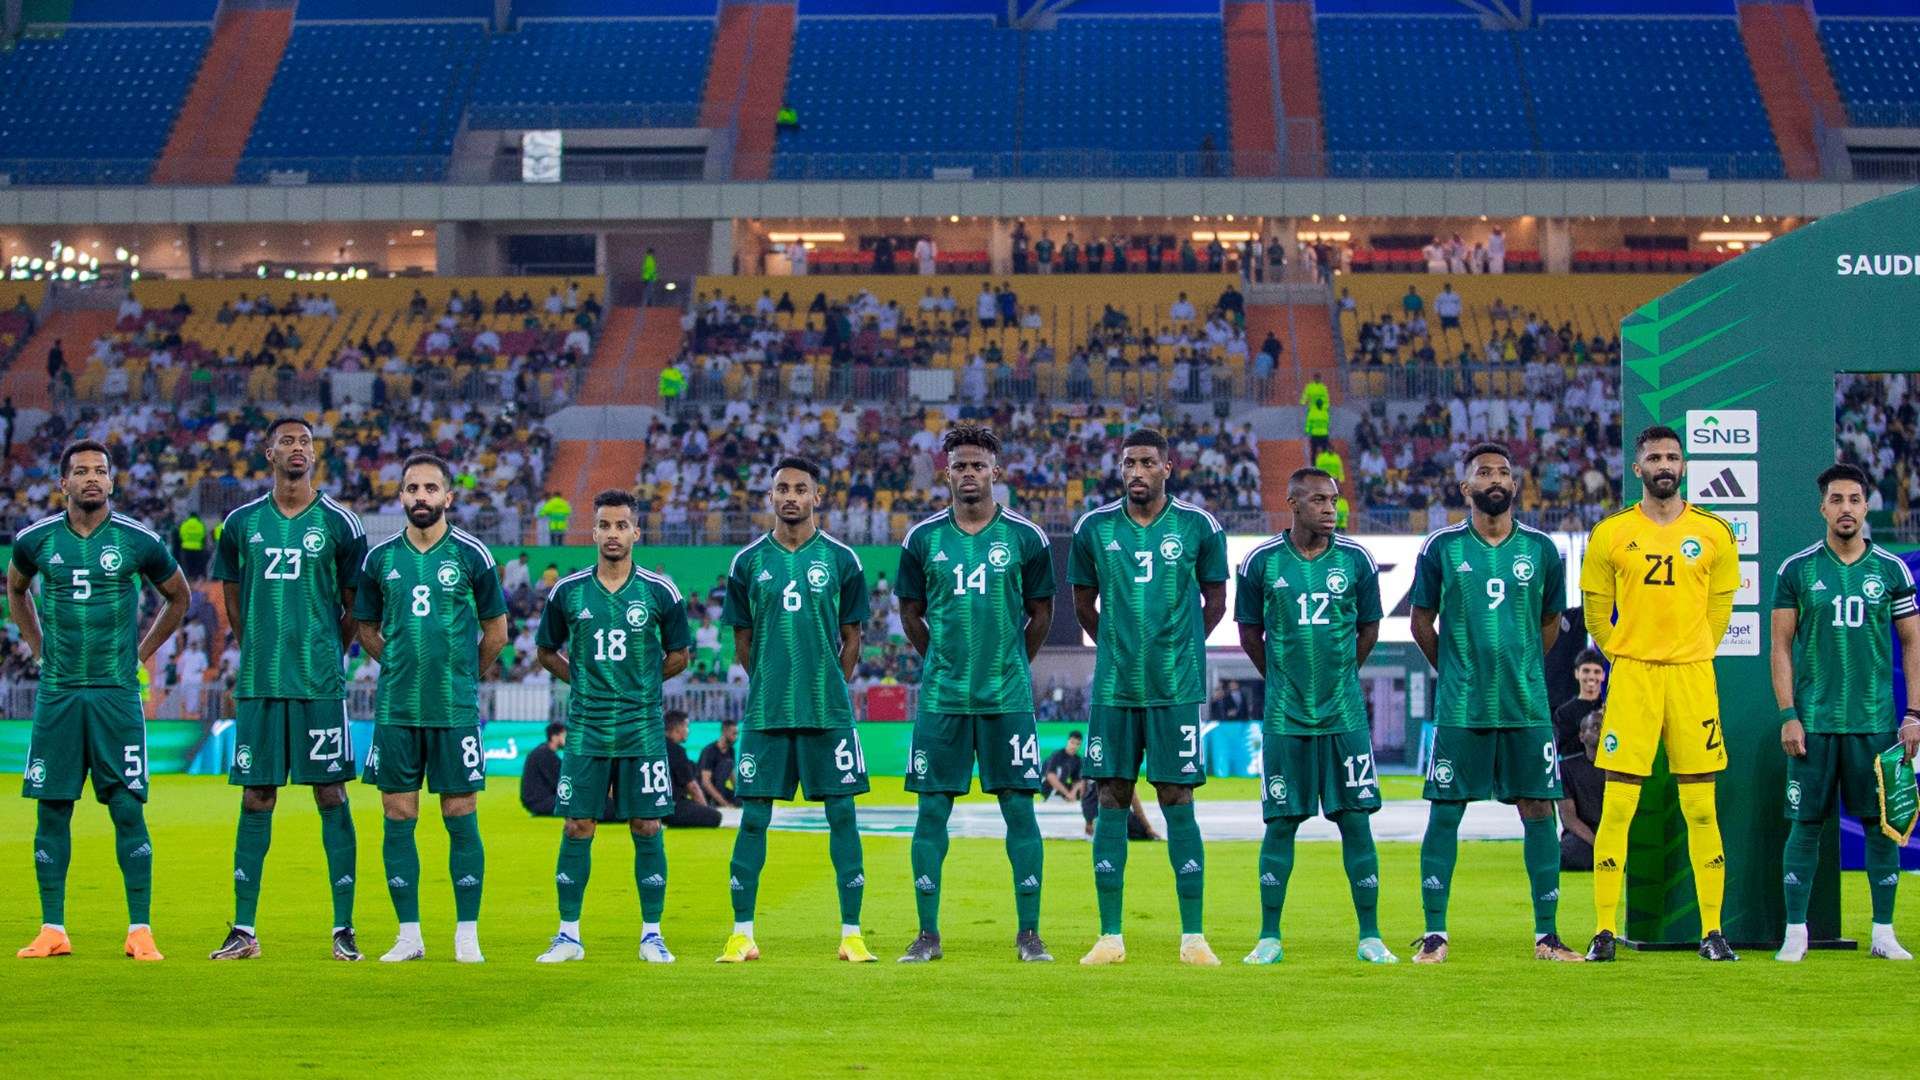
[410,584,433,617]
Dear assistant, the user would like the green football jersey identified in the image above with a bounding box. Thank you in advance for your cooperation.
[211,491,366,700]
[895,505,1055,715]
[1068,497,1229,707]
[1773,541,1917,734]
[536,564,693,756]
[1234,532,1381,734]
[352,526,507,728]
[1409,521,1565,729]
[722,529,869,731]
[9,511,179,692]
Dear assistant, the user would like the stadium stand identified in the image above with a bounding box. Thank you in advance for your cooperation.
[1820,17,1920,128]
[0,26,210,184]
[468,18,714,128]
[1019,17,1229,175]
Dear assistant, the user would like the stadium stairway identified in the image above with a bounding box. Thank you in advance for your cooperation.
[1245,301,1340,406]
[1272,1,1324,178]
[1223,2,1323,178]
[1737,1,1845,181]
[711,2,795,181]
[4,310,119,410]
[578,306,680,407]
[1223,3,1279,175]
[152,7,294,185]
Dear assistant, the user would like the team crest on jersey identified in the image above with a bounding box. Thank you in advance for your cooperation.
[1431,759,1455,785]
[625,600,649,628]
[437,563,461,588]
[556,776,574,803]
[1324,568,1350,595]
[235,745,253,771]
[1786,780,1802,808]
[806,561,831,590]
[98,546,123,572]
[1266,775,1286,802]
[25,758,45,785]
[1511,557,1535,583]
[737,753,758,780]
[1158,535,1185,562]
[911,749,928,776]
[1680,538,1703,561]
[1863,575,1887,601]
[1602,732,1619,754]
[1087,737,1104,765]
[987,541,1013,569]
[302,527,327,554]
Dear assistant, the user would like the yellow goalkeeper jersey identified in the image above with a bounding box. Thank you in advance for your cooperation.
[1580,502,1739,664]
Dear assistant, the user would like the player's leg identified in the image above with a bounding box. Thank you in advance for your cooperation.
[429,726,488,963]
[907,791,953,949]
[978,711,1047,960]
[633,817,672,962]
[1327,728,1390,963]
[312,781,358,960]
[1587,659,1657,960]
[19,692,81,957]
[1081,705,1143,963]
[90,692,159,960]
[295,700,358,957]
[1247,816,1301,964]
[719,730,791,961]
[902,711,966,959]
[1664,660,1732,960]
[1417,727,1489,959]
[539,753,603,962]
[1501,727,1577,960]
[798,727,872,961]
[1248,734,1311,964]
[1838,734,1908,959]
[220,699,284,958]
[1144,705,1211,964]
[1777,732,1833,962]
[365,723,426,960]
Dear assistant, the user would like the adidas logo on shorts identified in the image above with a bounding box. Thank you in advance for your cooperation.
[1019,876,1039,888]
[841,773,856,783]
[127,778,144,791]
[1181,762,1197,774]
[1597,858,1618,871]
[914,875,936,893]
[1259,872,1279,885]
[655,795,669,806]
[1024,768,1038,778]
[641,874,665,887]
[556,873,575,885]
[328,761,342,773]
[455,875,479,887]
[1177,860,1201,875]
[468,769,484,781]
[1422,876,1444,890]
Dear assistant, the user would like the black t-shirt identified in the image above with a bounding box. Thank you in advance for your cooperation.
[698,740,735,792]
[667,739,695,802]
[1561,750,1605,836]
[1043,749,1081,795]
[1554,696,1603,757]
[520,743,561,816]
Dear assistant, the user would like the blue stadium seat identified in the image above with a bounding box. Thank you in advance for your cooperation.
[238,22,485,183]
[468,18,713,128]
[0,26,209,185]
[1821,19,1920,127]
[1020,17,1228,177]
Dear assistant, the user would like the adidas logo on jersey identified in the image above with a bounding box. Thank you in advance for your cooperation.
[1624,541,1639,553]
[234,869,250,882]
[1783,872,1801,886]
[556,873,575,885]
[1456,561,1474,573]
[1177,859,1201,875]
[1356,874,1379,889]
[1812,581,1829,591]
[455,875,479,888]
[1259,872,1279,885]
[930,551,950,563]
[1019,876,1039,888]
[845,873,865,888]
[756,570,773,582]
[1181,761,1197,774]
[335,875,354,887]
[578,608,594,620]
[1105,539,1122,551]
[389,876,409,888]
[386,569,402,580]
[914,875,936,893]
[48,554,62,566]
[1272,575,1289,589]
[1422,876,1444,890]
[468,769,484,781]
[249,532,265,543]
[1094,859,1117,874]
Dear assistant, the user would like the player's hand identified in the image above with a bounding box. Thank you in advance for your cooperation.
[1900,720,1920,764]
[1780,718,1807,758]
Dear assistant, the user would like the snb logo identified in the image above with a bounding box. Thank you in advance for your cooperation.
[25,758,45,785]
[1786,780,1802,808]
[1158,536,1185,562]
[556,776,573,802]
[302,528,327,554]
[1087,737,1104,765]
[235,745,254,771]
[1266,775,1286,801]
[911,749,928,776]
[737,754,758,780]
[1684,410,1758,455]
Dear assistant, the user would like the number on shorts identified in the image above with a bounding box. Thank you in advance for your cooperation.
[1543,738,1559,781]
[460,735,481,769]
[1295,592,1331,625]
[1702,716,1722,751]
[951,563,987,596]
[834,734,866,773]
[1131,551,1154,584]
[410,584,433,617]
[592,628,628,661]
[782,580,803,612]
[1179,723,1198,759]
[639,760,670,794]
[264,547,303,581]
[71,569,91,600]
[1008,732,1038,767]
[308,727,343,761]
[1342,752,1376,789]
[123,744,143,780]
[1486,577,1506,610]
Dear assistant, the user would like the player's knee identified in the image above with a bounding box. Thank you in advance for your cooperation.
[630,818,661,839]
[740,799,772,834]
[1515,799,1553,822]
[243,786,279,813]
[439,795,477,819]
[822,795,856,828]
[1096,779,1133,809]
[106,790,144,828]
[1153,783,1194,808]
[564,818,597,840]
[311,783,347,810]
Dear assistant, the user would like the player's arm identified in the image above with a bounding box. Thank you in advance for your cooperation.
[139,569,192,664]
[1045,766,1075,800]
[1199,580,1226,635]
[896,541,929,656]
[1072,584,1100,640]
[1770,606,1805,758]
[899,597,929,657]
[662,646,690,680]
[536,646,571,684]
[1579,521,1616,655]
[1022,595,1053,662]
[1198,524,1229,634]
[356,620,384,662]
[1356,620,1380,667]
[732,626,752,672]
[1407,542,1441,668]
[837,555,870,681]
[1409,606,1439,670]
[838,622,861,680]
[1540,540,1568,656]
[1706,528,1740,643]
[212,519,244,646]
[352,551,384,660]
[1895,611,1920,761]
[534,590,570,682]
[1355,550,1383,667]
[1067,523,1099,639]
[334,525,367,647]
[6,563,42,660]
[1022,537,1056,661]
[222,580,244,648]
[477,613,508,676]
[1234,557,1267,675]
[1559,796,1594,845]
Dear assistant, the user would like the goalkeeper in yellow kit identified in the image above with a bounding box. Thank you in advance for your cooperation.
[1579,426,1740,962]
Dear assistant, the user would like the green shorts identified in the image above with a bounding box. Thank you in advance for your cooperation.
[20,688,149,803]
[1423,725,1562,803]
[734,727,870,802]
[361,724,486,795]
[230,698,354,787]
[904,711,1041,795]
[1786,731,1895,823]
[1261,727,1381,820]
[556,753,675,821]
[1084,703,1205,787]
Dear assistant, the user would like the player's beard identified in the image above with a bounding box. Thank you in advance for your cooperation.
[278,460,309,481]
[1126,481,1161,507]
[775,504,810,525]
[600,541,631,564]
[1644,473,1680,499]
[1469,486,1512,516]
[407,502,444,528]
[71,492,107,513]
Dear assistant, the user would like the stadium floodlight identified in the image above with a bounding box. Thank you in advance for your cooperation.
[114,247,128,261]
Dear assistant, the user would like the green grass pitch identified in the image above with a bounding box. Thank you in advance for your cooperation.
[3,775,1915,1078]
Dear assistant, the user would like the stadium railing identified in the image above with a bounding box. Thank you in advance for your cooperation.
[1339,362,1619,401]
[671,364,1254,410]
[69,363,580,416]
[465,102,704,130]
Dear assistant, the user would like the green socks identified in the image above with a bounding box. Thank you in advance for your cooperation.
[633,829,667,924]
[1782,819,1820,925]
[1092,806,1129,935]
[1335,811,1381,940]
[1162,801,1205,935]
[910,794,954,933]
[444,812,484,922]
[556,833,592,922]
[1522,813,1561,936]
[1865,825,1900,926]
[824,796,864,925]
[729,799,772,921]
[232,809,273,928]
[106,791,152,925]
[1259,817,1300,939]
[1419,800,1465,933]
[383,816,421,923]
[999,792,1043,934]
[319,801,357,929]
[33,800,72,926]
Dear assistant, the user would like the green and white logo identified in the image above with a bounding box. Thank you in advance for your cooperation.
[437,563,461,588]
[99,547,123,572]
[1432,759,1455,785]
[987,541,1013,569]
[235,745,253,771]
[1511,557,1535,583]
[1325,569,1350,595]
[556,776,573,803]
[25,758,45,785]
[1267,775,1286,801]
[625,600,649,628]
[303,527,327,554]
[1863,575,1886,601]
[737,754,758,781]
[1786,780,1802,808]
[912,749,928,776]
[1159,535,1185,562]
[806,562,831,590]
[1680,538,1703,561]
[1087,737,1104,765]
[1603,732,1619,754]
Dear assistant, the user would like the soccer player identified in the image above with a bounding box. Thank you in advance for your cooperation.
[208,417,368,962]
[14,440,191,961]
[533,490,692,964]
[1408,443,1583,963]
[1580,425,1739,962]
[1236,467,1394,965]
[895,425,1055,963]
[716,456,874,964]
[353,454,507,963]
[1770,463,1920,962]
[1070,428,1227,966]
